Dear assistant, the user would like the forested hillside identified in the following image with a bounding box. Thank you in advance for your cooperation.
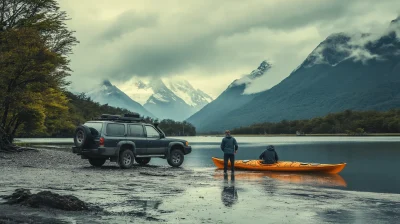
[16,92,196,137]
[231,110,400,135]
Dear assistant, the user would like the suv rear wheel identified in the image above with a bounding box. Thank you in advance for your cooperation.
[167,149,184,167]
[135,157,151,166]
[89,158,106,167]
[119,150,134,169]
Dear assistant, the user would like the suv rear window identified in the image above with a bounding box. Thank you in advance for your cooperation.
[84,122,103,134]
[128,124,144,137]
[106,123,125,136]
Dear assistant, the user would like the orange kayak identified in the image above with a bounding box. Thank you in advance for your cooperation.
[211,157,346,174]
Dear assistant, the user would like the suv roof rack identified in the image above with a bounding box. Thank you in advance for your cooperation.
[92,113,144,123]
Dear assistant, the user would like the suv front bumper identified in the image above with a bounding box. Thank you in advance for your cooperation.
[184,146,192,154]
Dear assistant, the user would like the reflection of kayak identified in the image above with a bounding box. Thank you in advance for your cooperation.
[213,172,347,187]
[211,157,346,174]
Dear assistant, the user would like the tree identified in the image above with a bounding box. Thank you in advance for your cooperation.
[0,0,78,151]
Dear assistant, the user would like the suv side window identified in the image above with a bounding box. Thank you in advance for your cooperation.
[106,123,125,136]
[145,126,160,138]
[128,124,144,137]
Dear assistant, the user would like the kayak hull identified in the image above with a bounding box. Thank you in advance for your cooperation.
[211,157,346,174]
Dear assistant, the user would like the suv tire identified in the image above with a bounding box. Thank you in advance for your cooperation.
[74,125,93,148]
[119,150,134,169]
[89,158,106,167]
[135,157,151,166]
[167,149,184,167]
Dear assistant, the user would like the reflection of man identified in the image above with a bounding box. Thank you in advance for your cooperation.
[221,174,238,207]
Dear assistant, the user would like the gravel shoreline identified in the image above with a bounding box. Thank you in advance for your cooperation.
[1,147,400,224]
[0,147,210,223]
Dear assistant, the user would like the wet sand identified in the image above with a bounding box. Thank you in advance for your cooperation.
[1,148,399,223]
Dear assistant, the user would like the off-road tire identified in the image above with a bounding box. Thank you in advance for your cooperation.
[167,149,184,167]
[73,125,93,148]
[119,150,134,169]
[135,157,151,166]
[89,158,106,167]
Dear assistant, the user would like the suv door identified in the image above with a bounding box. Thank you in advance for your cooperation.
[127,124,147,155]
[144,125,165,155]
[104,123,126,147]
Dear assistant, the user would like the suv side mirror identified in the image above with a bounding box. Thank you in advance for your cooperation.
[160,133,165,139]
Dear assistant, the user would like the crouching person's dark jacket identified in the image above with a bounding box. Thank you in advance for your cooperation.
[259,146,278,164]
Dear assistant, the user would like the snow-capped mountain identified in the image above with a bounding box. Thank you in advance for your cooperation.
[117,78,213,121]
[143,79,194,121]
[192,16,400,132]
[163,79,213,111]
[228,60,272,90]
[186,60,271,132]
[86,80,154,118]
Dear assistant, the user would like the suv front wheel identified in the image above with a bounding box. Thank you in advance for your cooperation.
[119,150,134,169]
[167,149,184,167]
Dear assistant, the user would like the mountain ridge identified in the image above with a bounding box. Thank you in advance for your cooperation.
[192,17,400,133]
[86,80,155,118]
[186,60,272,131]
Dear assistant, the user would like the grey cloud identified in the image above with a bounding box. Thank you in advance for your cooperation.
[101,0,400,81]
[61,0,400,94]
[105,35,218,80]
[100,10,158,41]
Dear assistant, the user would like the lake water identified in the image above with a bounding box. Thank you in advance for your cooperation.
[16,136,400,194]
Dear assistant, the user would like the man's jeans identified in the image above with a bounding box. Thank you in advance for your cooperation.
[224,153,235,173]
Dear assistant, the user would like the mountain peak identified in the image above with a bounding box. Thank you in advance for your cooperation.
[389,16,400,29]
[391,16,400,24]
[103,80,112,87]
[249,60,272,79]
[258,60,271,71]
[300,33,351,69]
[135,80,148,89]
[228,60,272,89]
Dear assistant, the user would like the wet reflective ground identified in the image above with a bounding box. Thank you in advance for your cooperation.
[1,137,399,223]
[162,170,400,224]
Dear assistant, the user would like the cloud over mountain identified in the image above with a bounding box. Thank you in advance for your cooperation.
[60,0,400,96]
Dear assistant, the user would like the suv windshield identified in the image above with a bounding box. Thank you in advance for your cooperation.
[84,122,103,133]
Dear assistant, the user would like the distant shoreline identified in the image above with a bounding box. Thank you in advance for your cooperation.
[14,133,400,140]
[199,133,400,137]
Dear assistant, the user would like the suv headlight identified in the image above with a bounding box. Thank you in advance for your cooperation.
[185,141,189,146]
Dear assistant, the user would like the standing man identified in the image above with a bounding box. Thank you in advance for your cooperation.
[220,130,238,174]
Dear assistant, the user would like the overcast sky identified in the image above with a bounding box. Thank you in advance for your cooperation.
[59,0,400,97]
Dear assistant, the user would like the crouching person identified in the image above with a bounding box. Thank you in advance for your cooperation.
[259,145,279,164]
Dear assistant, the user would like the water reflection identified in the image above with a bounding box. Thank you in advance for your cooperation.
[317,209,356,223]
[214,171,347,188]
[221,174,238,207]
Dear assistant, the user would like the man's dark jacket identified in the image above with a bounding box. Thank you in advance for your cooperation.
[220,135,238,154]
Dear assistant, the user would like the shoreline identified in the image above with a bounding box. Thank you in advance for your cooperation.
[14,133,400,140]
[199,133,400,137]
